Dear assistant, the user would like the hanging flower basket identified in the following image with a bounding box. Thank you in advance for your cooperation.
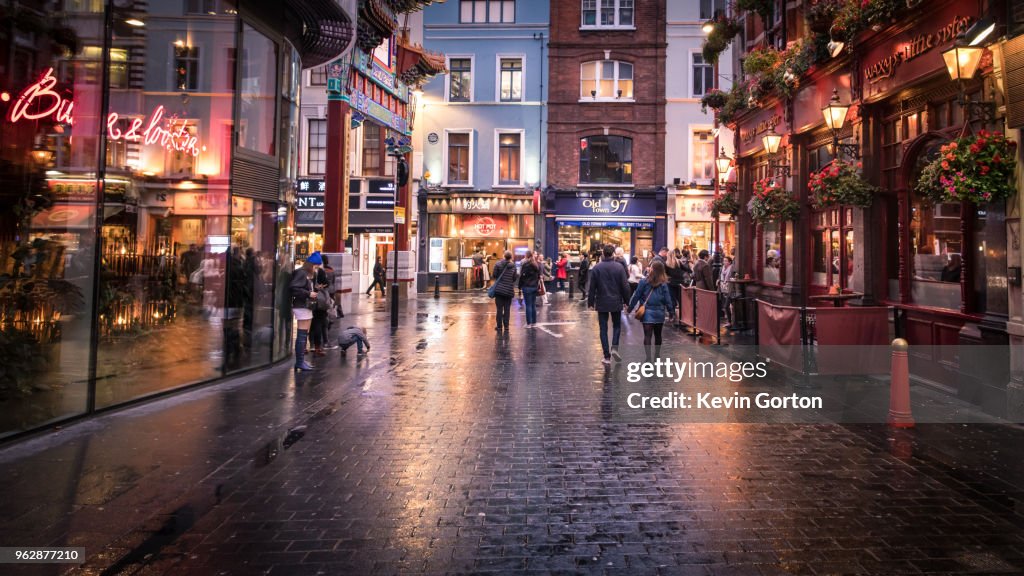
[709,191,741,219]
[915,130,1018,204]
[809,159,877,209]
[700,89,728,113]
[748,178,800,224]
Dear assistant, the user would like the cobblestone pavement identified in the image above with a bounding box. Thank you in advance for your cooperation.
[1,292,1023,575]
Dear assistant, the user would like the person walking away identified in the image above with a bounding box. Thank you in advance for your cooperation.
[519,250,541,327]
[719,255,734,327]
[629,260,675,361]
[539,253,552,305]
[588,245,631,364]
[338,325,371,357]
[491,250,518,331]
[289,253,321,371]
[577,252,591,301]
[692,249,714,291]
[366,256,385,296]
[308,252,331,356]
[665,250,687,311]
[555,253,569,292]
[627,256,644,299]
[652,246,669,267]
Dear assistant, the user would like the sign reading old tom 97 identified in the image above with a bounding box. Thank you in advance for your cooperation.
[553,195,655,218]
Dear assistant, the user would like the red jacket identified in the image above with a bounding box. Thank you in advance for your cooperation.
[556,258,568,279]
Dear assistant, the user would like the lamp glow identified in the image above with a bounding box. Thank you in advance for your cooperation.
[822,88,850,131]
[762,126,782,155]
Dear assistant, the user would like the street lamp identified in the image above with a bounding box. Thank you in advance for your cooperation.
[715,147,732,179]
[941,18,996,123]
[761,125,791,177]
[822,89,861,160]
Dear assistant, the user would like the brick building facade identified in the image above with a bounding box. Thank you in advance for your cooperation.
[543,0,668,262]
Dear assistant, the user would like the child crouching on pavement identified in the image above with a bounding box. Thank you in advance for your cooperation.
[338,326,370,356]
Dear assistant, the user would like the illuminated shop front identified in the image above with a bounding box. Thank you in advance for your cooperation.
[422,194,535,291]
[543,189,667,264]
[672,192,736,259]
[0,0,352,439]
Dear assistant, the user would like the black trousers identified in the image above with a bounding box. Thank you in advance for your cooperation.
[310,310,328,348]
[495,295,512,329]
[366,278,385,294]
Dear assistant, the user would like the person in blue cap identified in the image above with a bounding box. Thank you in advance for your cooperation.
[289,252,321,371]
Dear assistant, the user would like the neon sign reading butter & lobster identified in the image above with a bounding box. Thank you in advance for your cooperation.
[8,68,203,157]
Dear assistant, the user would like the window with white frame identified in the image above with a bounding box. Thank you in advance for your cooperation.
[449,58,472,102]
[447,132,471,185]
[496,132,521,185]
[581,0,634,28]
[691,130,715,181]
[460,0,515,23]
[699,0,727,19]
[692,53,714,96]
[499,57,522,102]
[307,119,327,175]
[309,66,327,86]
[174,44,199,91]
[580,60,633,100]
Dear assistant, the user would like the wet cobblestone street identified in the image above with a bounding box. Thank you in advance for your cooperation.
[1,293,1023,575]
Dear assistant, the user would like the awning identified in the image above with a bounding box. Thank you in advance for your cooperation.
[286,0,356,69]
[556,217,654,229]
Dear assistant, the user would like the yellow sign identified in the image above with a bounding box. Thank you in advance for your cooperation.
[394,206,406,224]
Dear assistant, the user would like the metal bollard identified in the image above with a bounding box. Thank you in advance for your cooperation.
[888,338,915,428]
[568,274,574,298]
[434,275,440,299]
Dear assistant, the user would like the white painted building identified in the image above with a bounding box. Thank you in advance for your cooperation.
[665,0,734,258]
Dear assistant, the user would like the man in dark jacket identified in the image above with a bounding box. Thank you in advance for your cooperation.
[491,251,519,331]
[692,249,714,291]
[366,257,386,296]
[588,245,631,363]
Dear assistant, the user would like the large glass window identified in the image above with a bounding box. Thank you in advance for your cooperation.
[579,135,632,184]
[174,44,200,91]
[447,132,471,184]
[580,60,633,100]
[460,0,515,23]
[307,119,327,175]
[499,58,522,102]
[449,58,472,102]
[582,0,634,27]
[497,132,521,185]
[763,222,782,284]
[700,0,727,19]
[239,24,277,155]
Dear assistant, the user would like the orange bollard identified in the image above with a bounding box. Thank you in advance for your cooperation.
[888,338,915,428]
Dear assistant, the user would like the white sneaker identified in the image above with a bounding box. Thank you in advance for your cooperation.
[601,357,612,365]
[611,348,621,361]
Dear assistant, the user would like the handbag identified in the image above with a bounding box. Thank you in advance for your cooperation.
[487,264,508,299]
[311,290,331,312]
[633,284,654,320]
[537,276,546,296]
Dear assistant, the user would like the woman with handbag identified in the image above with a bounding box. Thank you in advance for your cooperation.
[518,250,541,327]
[289,252,321,371]
[628,260,675,360]
[490,251,519,332]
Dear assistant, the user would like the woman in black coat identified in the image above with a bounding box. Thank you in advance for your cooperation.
[491,251,519,332]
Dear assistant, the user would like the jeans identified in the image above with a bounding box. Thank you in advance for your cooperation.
[597,310,622,358]
[556,278,566,291]
[495,295,512,329]
[522,287,538,325]
[342,334,368,353]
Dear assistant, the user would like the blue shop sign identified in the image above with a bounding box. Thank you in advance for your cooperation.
[558,220,653,229]
[553,195,655,217]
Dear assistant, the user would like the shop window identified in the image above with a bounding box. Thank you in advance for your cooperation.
[239,25,277,155]
[579,135,632,185]
[174,44,199,91]
[446,132,472,185]
[105,118,130,169]
[580,60,633,100]
[582,0,634,28]
[763,222,782,284]
[460,0,515,23]
[499,57,522,102]
[691,53,714,97]
[700,0,727,19]
[909,193,962,309]
[307,119,326,175]
[448,58,472,102]
[691,130,715,181]
[496,131,521,186]
[109,48,129,89]
[309,66,327,86]
[810,207,854,289]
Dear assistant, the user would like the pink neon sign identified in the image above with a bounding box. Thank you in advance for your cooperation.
[7,68,202,157]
